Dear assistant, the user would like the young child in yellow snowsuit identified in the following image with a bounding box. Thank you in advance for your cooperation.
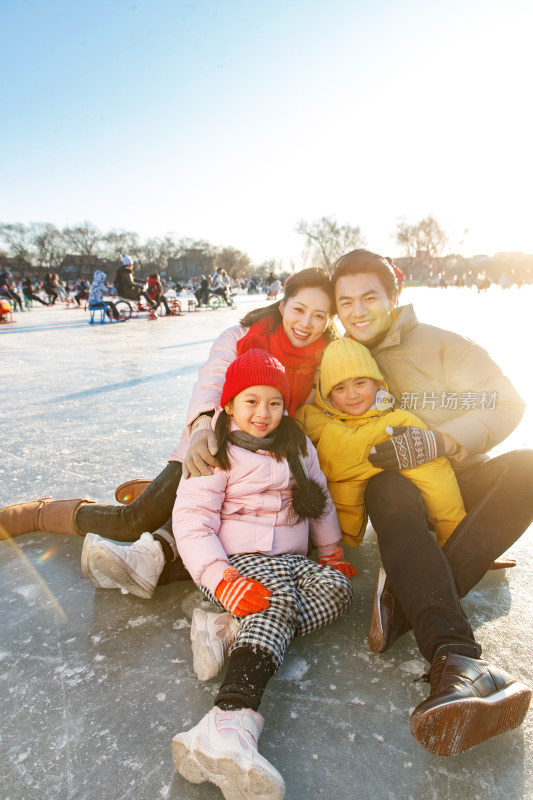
[296,338,466,547]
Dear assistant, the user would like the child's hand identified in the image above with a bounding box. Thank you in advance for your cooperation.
[215,567,271,617]
[369,426,445,470]
[319,546,357,578]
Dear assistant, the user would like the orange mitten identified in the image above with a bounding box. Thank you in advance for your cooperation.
[215,566,271,617]
[319,546,357,578]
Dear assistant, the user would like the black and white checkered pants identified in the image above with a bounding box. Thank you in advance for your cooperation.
[200,552,353,669]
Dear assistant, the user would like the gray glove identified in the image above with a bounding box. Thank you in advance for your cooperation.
[182,415,219,478]
[369,425,445,471]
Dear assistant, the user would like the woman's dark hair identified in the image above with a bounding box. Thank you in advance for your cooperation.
[149,272,160,281]
[214,410,308,471]
[331,249,398,299]
[240,267,339,341]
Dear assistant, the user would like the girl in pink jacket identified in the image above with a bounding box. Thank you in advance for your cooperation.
[171,348,355,800]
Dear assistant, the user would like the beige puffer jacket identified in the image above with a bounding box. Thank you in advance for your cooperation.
[367,305,525,470]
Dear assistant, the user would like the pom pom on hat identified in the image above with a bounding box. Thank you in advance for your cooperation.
[122,255,133,266]
[320,338,383,397]
[220,349,290,409]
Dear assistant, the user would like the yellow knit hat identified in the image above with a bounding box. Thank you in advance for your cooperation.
[319,338,383,397]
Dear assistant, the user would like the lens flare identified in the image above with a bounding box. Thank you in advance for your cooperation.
[0,524,67,621]
[37,547,57,563]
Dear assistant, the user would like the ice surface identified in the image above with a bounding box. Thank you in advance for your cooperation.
[1,287,532,800]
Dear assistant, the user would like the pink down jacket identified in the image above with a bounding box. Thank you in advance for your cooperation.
[172,429,342,595]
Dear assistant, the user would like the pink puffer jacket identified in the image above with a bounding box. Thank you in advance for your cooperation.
[172,428,342,594]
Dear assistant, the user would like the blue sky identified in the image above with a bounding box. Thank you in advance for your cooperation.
[1,0,532,267]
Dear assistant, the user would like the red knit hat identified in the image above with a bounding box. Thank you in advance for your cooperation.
[220,349,290,408]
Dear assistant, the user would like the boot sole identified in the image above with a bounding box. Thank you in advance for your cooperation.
[114,480,152,505]
[410,682,532,756]
[81,534,122,590]
[194,746,284,800]
[190,609,224,681]
[368,567,388,652]
[172,734,285,799]
[89,545,155,599]
[171,736,206,784]
[81,533,101,587]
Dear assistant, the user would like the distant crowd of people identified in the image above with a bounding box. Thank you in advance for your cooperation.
[2,258,530,319]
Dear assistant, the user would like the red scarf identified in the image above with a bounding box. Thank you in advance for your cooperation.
[236,317,327,416]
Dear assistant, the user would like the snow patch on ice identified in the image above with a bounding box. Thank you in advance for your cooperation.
[279,659,309,681]
[14,584,40,600]
[126,615,158,628]
[350,697,366,706]
[399,659,425,675]
[172,618,189,630]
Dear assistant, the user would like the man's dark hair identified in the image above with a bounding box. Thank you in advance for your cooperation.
[331,249,398,300]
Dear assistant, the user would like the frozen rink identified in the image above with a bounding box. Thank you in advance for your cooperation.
[1,285,532,800]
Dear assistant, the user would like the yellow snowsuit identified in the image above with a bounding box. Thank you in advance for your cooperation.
[296,394,466,548]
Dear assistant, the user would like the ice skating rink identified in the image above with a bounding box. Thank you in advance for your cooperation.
[1,286,532,800]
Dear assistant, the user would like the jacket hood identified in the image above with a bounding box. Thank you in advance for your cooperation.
[92,270,107,285]
[314,378,391,425]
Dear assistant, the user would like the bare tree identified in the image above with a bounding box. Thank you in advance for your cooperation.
[395,215,448,274]
[101,229,140,263]
[214,247,253,280]
[62,222,102,257]
[137,235,181,275]
[30,223,67,271]
[296,216,366,271]
[0,223,34,274]
[254,259,283,280]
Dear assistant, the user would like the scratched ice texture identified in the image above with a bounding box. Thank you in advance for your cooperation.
[1,286,532,800]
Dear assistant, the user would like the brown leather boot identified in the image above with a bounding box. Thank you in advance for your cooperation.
[410,652,532,756]
[114,479,152,505]
[368,566,412,652]
[0,498,94,539]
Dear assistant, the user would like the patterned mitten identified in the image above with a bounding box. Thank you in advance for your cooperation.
[369,426,445,470]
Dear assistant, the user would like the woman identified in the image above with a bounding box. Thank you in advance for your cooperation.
[114,255,156,309]
[1,268,338,591]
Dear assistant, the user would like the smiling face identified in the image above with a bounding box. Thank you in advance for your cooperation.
[225,385,285,438]
[328,376,381,416]
[335,273,396,345]
[279,287,331,348]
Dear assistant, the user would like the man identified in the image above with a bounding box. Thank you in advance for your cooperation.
[332,249,532,756]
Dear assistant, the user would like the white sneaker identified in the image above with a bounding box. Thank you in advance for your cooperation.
[191,608,239,681]
[88,532,165,599]
[81,533,122,590]
[172,707,285,800]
